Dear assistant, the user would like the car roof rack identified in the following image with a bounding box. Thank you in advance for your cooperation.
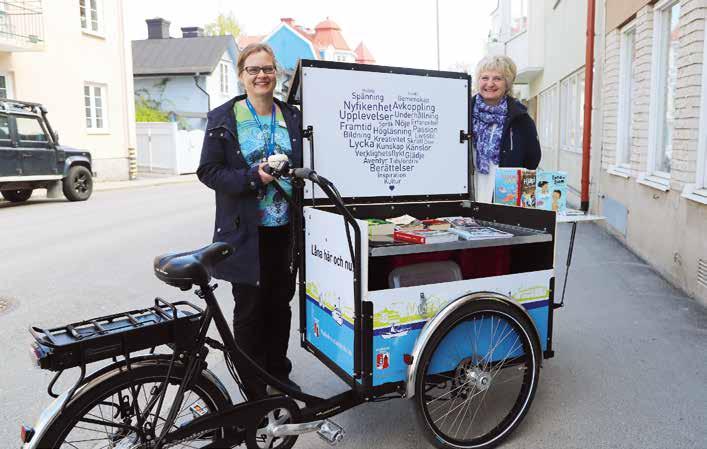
[0,99,45,115]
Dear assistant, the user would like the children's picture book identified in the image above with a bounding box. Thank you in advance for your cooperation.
[494,168,522,206]
[520,170,537,208]
[366,218,395,236]
[393,229,459,244]
[535,171,567,212]
[448,226,513,241]
[442,216,480,228]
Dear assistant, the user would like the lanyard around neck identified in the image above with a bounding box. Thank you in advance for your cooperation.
[245,98,277,157]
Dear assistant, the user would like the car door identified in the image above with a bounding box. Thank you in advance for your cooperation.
[0,112,20,177]
[15,114,57,176]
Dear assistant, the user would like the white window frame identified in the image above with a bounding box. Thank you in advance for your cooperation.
[643,0,680,190]
[559,69,584,154]
[79,0,104,37]
[510,0,528,37]
[0,72,14,99]
[682,18,707,204]
[219,62,229,95]
[611,20,637,178]
[84,82,108,133]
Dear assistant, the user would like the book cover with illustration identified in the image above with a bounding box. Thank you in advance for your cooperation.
[494,168,522,206]
[535,171,567,212]
[520,170,537,208]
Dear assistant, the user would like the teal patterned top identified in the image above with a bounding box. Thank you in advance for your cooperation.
[234,100,292,226]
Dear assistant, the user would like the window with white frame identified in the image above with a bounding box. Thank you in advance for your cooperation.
[84,83,107,130]
[648,0,680,178]
[559,69,584,153]
[538,86,558,149]
[0,75,7,99]
[694,18,707,194]
[79,0,101,33]
[510,0,528,36]
[615,21,637,170]
[219,62,229,95]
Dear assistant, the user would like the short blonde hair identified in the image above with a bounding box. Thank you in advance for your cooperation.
[237,43,278,75]
[474,55,517,96]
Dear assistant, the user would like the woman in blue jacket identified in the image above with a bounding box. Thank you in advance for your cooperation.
[197,43,302,399]
[471,55,541,202]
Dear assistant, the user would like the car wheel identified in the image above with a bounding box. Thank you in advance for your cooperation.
[63,165,93,201]
[1,189,33,202]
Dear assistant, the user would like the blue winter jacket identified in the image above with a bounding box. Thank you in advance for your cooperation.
[470,95,541,170]
[197,94,303,285]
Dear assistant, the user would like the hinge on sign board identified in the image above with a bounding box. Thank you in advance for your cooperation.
[459,130,472,143]
[302,125,313,138]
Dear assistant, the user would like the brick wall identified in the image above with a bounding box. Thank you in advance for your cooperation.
[631,6,653,175]
[602,29,620,169]
[671,0,706,189]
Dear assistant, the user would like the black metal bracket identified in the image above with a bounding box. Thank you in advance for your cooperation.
[459,130,472,143]
[302,125,313,138]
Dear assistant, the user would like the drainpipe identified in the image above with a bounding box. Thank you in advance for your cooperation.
[581,0,596,212]
[194,72,210,111]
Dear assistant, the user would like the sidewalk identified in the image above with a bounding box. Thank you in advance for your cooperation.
[93,173,198,192]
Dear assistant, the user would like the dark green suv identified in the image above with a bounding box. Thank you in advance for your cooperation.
[0,100,93,202]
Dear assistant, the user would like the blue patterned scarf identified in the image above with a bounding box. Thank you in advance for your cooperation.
[472,94,508,174]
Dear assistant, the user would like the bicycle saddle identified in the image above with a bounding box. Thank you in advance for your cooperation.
[153,242,234,290]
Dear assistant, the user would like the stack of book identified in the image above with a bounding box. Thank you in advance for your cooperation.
[442,216,513,241]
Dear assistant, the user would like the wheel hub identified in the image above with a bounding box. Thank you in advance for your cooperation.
[465,367,492,392]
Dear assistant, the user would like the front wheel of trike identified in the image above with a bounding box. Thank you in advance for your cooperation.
[414,299,541,449]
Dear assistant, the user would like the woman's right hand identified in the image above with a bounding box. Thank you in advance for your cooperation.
[257,162,275,184]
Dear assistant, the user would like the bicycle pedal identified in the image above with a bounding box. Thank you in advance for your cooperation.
[316,419,345,445]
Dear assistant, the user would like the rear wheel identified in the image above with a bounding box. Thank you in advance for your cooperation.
[63,165,93,201]
[414,299,541,449]
[1,188,32,202]
[34,361,231,448]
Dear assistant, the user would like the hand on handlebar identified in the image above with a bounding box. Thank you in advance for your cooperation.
[258,162,275,184]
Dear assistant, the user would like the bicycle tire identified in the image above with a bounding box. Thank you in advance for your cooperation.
[34,359,232,448]
[414,299,541,449]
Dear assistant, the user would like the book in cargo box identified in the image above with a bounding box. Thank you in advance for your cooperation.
[494,168,522,206]
[520,170,537,208]
[366,218,395,236]
[536,171,567,212]
[393,229,459,244]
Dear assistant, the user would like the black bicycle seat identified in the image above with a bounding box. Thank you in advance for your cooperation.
[153,242,234,290]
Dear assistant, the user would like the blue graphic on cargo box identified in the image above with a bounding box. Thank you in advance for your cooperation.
[306,296,355,379]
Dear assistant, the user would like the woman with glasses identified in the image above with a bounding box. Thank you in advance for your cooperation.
[198,43,303,400]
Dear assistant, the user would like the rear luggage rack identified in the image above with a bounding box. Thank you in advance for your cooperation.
[30,298,203,371]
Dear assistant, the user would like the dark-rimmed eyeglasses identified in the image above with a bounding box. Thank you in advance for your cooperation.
[243,65,276,75]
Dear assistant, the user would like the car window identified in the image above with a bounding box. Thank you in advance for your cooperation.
[0,114,9,141]
[16,116,47,142]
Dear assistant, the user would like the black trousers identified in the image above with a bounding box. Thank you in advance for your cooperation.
[232,225,296,399]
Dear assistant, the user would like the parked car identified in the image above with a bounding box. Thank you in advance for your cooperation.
[0,99,93,203]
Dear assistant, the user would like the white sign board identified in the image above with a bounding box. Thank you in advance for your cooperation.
[300,64,470,199]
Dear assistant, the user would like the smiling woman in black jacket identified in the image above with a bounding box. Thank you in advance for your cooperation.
[197,43,302,400]
[471,55,541,202]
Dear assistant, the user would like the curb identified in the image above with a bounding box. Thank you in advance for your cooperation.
[94,174,199,192]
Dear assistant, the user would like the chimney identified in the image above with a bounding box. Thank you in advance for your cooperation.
[280,18,295,26]
[181,26,204,38]
[146,18,170,39]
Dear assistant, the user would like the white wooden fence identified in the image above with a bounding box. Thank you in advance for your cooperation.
[136,122,204,175]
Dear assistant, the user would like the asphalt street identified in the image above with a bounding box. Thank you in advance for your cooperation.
[1,181,705,448]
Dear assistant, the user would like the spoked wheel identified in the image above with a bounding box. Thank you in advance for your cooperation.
[246,399,301,449]
[34,362,231,448]
[414,299,541,449]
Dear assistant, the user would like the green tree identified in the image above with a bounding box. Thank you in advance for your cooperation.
[204,12,241,37]
[135,94,168,122]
